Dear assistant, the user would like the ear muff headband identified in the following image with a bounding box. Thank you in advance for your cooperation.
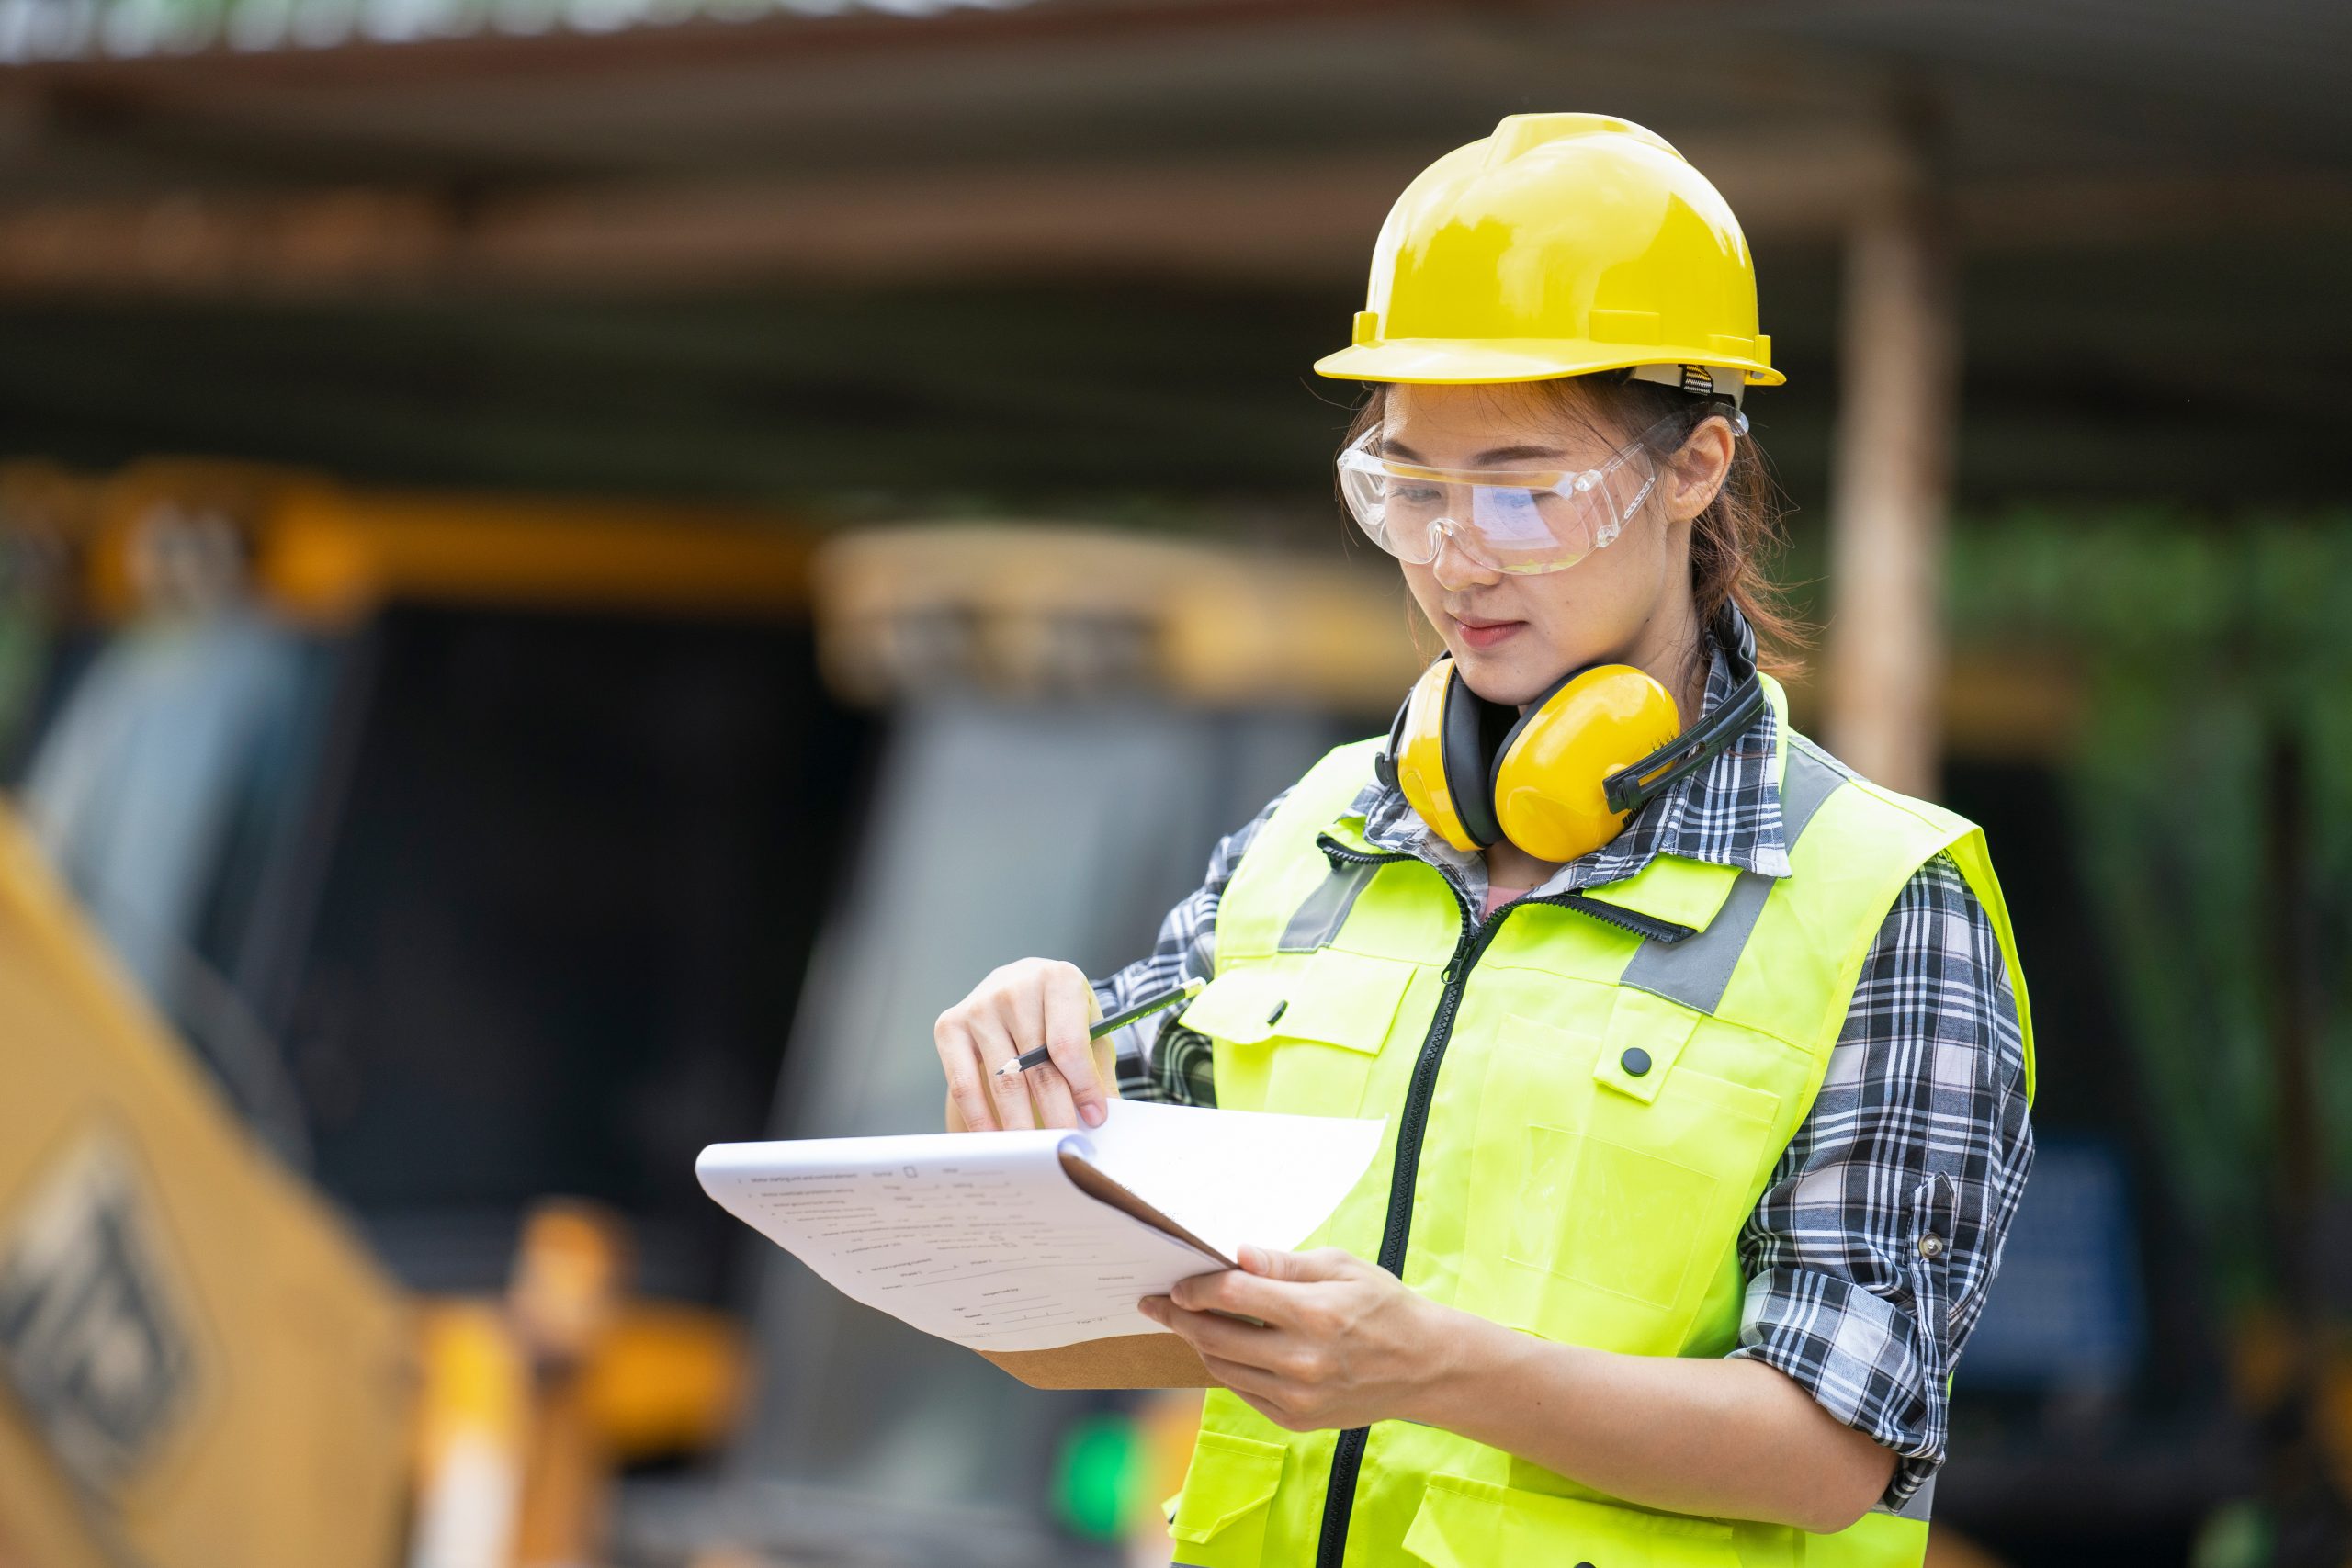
[1441,663,1505,849]
[1600,612,1765,814]
[1600,673,1764,813]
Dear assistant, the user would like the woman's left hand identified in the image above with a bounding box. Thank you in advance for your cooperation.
[1140,1245,1455,1431]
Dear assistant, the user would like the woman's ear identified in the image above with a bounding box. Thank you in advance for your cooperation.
[1658,413,1737,522]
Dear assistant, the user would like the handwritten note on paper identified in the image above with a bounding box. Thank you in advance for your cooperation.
[696,1100,1385,1354]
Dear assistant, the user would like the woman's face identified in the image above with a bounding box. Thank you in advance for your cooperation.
[1381,381,1725,710]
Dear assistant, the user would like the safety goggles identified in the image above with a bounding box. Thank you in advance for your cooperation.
[1336,405,1740,576]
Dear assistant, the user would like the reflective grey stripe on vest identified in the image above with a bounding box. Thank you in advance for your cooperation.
[1277,859,1379,953]
[1617,739,1849,1014]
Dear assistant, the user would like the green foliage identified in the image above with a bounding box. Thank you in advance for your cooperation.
[1948,512,2352,1303]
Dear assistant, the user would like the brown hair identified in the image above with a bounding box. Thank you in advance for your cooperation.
[1340,373,1808,687]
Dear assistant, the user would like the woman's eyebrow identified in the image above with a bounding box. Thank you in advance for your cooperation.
[1377,439,1568,466]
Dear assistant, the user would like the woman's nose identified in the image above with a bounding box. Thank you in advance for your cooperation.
[1427,522,1501,592]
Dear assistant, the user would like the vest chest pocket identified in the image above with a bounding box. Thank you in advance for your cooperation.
[1179,952,1418,1117]
[1471,1001,1784,1347]
[1167,1430,1287,1567]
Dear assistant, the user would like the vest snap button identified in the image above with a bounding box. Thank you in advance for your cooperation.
[1619,1046,1651,1077]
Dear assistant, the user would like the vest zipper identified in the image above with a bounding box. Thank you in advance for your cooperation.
[1306,831,1695,1568]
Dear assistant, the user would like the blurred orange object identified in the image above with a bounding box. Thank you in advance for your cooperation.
[1128,1388,1206,1552]
[411,1303,533,1568]
[410,1201,751,1568]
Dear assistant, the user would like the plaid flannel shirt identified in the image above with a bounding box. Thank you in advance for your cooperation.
[1091,604,2033,1511]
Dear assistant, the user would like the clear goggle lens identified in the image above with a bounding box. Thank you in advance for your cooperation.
[1335,406,1734,575]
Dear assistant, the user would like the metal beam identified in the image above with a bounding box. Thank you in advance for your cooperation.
[10,141,2346,300]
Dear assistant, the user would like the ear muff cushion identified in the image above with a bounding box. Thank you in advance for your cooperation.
[1393,660,1476,852]
[1440,664,1506,849]
[1488,664,1585,805]
[1487,664,1589,852]
[1489,663,1683,863]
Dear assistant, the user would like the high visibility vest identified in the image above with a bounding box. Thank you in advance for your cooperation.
[1162,676,2035,1568]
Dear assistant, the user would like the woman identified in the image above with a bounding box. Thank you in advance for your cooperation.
[933,113,2032,1568]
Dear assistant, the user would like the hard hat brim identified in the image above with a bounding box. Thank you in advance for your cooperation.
[1312,338,1786,389]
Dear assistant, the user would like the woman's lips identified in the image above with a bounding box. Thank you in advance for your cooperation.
[1453,615,1524,650]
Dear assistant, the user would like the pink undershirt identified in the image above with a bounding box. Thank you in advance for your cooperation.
[1482,883,1531,919]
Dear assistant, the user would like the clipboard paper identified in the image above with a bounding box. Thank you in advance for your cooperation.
[975,1149,1231,1389]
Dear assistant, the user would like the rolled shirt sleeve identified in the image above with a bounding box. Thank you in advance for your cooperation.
[1729,850,2036,1510]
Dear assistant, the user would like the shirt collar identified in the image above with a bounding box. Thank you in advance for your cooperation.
[1348,601,1789,909]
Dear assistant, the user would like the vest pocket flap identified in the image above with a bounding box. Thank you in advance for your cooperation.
[1593,987,1702,1105]
[1182,953,1413,1055]
[1176,970,1290,1045]
[1402,1473,1742,1568]
[1265,949,1416,1054]
[1167,1431,1286,1543]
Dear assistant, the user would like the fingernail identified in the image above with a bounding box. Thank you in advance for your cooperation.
[1080,1100,1105,1127]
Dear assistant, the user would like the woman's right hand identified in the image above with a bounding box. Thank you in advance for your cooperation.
[934,957,1112,1133]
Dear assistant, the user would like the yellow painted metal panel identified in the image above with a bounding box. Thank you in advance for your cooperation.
[0,806,413,1568]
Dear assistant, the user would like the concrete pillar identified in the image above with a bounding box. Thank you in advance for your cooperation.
[1822,172,1960,797]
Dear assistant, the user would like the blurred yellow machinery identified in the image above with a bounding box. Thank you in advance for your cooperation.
[0,456,812,632]
[0,458,794,1568]
[0,797,411,1568]
[0,810,749,1568]
[811,522,1422,711]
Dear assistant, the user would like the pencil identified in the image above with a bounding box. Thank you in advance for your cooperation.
[991,976,1205,1078]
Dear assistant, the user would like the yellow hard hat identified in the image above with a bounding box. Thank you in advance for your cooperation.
[1314,112,1781,396]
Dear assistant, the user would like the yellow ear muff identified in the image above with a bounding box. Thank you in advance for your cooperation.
[1391,659,1485,852]
[1490,665,1684,863]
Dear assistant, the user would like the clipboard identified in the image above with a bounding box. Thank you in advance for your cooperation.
[699,1101,1385,1393]
[973,1147,1230,1389]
